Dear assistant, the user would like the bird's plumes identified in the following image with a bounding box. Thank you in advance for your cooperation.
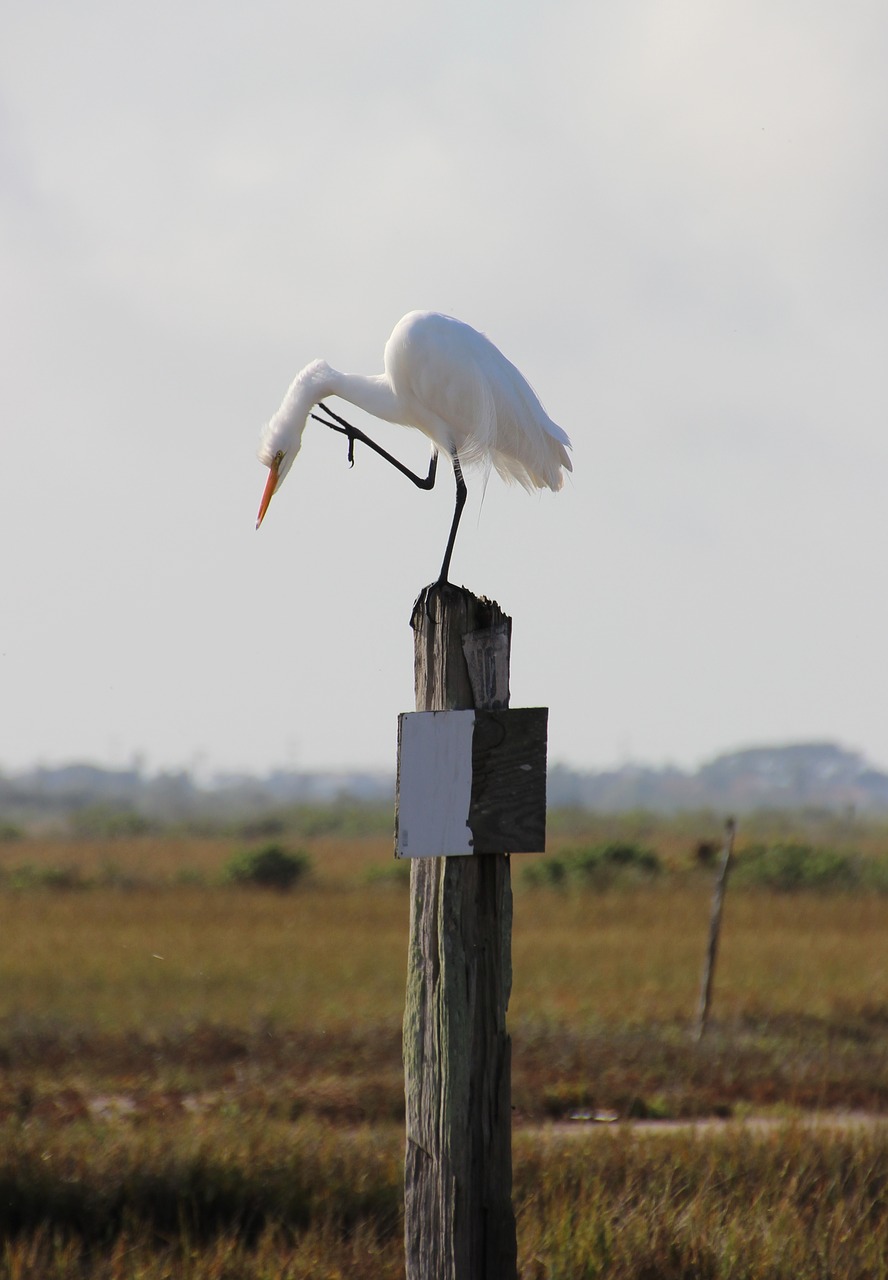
[256,311,572,583]
[381,312,572,490]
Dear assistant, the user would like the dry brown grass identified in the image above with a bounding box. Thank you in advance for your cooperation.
[1,830,887,1277]
[0,885,408,1029]
[2,877,885,1032]
[1,1116,885,1279]
[511,884,888,1024]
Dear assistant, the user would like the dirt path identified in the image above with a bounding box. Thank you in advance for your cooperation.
[531,1111,888,1139]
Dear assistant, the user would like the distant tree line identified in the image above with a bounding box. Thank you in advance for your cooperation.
[3,743,888,830]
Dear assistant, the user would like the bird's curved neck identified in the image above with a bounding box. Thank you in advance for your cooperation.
[307,364,402,424]
[267,361,405,464]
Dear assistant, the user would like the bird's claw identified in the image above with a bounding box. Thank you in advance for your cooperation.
[411,579,460,626]
[309,408,359,468]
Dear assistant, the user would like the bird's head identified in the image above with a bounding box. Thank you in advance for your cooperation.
[255,360,332,529]
[255,404,304,529]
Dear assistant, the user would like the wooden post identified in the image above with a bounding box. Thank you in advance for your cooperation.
[403,585,518,1280]
[694,817,736,1041]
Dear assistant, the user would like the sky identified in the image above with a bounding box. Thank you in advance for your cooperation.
[2,1,888,780]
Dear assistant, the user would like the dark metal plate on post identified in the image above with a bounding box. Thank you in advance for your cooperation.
[469,708,547,853]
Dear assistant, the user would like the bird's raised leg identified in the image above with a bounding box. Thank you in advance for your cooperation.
[311,403,438,490]
[312,403,463,621]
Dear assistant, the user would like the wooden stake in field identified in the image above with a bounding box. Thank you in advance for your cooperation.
[401,584,523,1280]
[694,817,736,1041]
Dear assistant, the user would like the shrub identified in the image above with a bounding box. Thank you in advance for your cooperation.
[695,839,720,867]
[861,858,888,892]
[524,857,570,888]
[524,841,661,888]
[223,844,311,891]
[4,864,87,891]
[733,842,860,892]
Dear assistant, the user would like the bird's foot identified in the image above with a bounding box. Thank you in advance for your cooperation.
[316,418,357,466]
[410,579,462,627]
[310,407,360,467]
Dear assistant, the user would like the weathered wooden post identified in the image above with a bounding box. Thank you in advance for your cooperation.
[397,584,546,1280]
[694,817,736,1041]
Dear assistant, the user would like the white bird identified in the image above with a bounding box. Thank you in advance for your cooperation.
[256,310,572,587]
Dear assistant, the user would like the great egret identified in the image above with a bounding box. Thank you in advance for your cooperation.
[256,310,572,586]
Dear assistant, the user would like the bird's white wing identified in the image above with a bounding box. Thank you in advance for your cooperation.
[383,312,496,463]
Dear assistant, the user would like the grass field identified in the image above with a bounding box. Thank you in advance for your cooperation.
[1,823,886,1277]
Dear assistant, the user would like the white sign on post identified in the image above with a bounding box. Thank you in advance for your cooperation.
[396,710,476,858]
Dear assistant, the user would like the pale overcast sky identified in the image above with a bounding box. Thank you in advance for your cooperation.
[2,2,887,778]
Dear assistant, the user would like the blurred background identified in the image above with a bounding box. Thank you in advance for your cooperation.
[3,1,887,780]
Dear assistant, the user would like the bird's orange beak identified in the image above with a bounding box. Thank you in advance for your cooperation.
[255,453,281,530]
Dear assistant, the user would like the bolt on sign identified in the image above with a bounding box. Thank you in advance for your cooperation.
[395,707,548,858]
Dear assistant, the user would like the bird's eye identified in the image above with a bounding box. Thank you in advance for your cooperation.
[274,450,285,464]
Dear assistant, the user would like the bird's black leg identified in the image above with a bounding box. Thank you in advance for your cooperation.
[311,404,438,490]
[435,451,467,588]
[413,451,467,623]
[311,403,465,622]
